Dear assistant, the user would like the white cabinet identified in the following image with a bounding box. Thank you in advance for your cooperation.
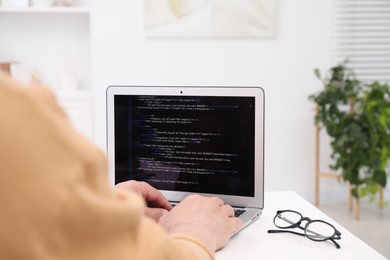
[0,1,94,141]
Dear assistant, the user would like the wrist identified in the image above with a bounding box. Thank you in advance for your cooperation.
[165,222,216,252]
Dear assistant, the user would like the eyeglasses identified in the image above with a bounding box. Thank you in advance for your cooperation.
[267,210,342,249]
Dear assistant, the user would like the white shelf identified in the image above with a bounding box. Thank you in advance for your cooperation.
[0,6,89,14]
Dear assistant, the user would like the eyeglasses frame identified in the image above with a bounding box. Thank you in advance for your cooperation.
[267,209,342,249]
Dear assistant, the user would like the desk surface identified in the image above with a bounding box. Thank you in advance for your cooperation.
[216,191,386,260]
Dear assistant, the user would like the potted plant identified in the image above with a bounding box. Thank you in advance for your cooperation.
[309,61,390,201]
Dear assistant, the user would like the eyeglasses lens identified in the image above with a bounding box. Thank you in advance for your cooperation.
[274,211,301,228]
[305,221,335,241]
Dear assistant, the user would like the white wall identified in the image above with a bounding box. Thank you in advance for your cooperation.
[90,0,338,201]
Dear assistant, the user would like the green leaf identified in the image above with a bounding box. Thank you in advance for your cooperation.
[314,68,321,79]
[351,188,359,198]
[360,187,367,198]
[369,183,379,195]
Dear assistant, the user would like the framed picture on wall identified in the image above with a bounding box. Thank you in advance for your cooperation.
[144,0,277,38]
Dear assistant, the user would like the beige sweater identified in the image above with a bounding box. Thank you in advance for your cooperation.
[0,73,213,260]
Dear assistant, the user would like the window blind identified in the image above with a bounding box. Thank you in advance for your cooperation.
[332,0,390,83]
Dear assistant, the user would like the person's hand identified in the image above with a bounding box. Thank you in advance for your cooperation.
[158,194,243,253]
[115,180,172,221]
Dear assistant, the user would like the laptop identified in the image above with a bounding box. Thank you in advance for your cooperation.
[106,86,265,232]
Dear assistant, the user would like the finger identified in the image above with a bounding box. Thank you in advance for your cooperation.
[221,204,235,217]
[138,182,173,210]
[145,208,169,221]
[146,194,172,210]
[116,181,172,210]
[210,196,225,206]
[230,217,244,234]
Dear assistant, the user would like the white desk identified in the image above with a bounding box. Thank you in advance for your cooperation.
[217,191,386,260]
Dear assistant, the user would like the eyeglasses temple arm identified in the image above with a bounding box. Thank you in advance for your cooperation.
[330,238,341,249]
[268,230,341,249]
[267,229,306,237]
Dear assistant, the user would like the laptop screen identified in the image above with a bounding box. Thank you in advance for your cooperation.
[114,94,255,197]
